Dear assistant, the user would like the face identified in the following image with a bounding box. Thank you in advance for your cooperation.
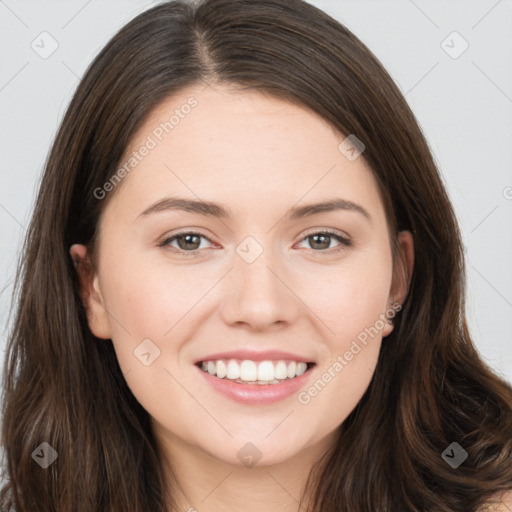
[71,83,413,468]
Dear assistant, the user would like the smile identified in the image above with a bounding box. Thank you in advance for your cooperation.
[195,359,316,405]
[197,359,314,384]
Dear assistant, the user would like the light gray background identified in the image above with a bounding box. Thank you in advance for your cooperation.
[1,0,511,385]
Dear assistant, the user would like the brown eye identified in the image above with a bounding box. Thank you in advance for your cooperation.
[308,233,331,250]
[297,230,352,254]
[159,231,212,255]
[174,233,202,251]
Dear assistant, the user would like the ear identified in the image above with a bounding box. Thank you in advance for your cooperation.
[382,230,414,337]
[69,244,111,339]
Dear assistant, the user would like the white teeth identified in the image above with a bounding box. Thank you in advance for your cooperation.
[257,361,275,381]
[216,360,227,379]
[274,360,288,379]
[287,361,297,379]
[240,360,257,381]
[296,362,307,376]
[226,360,241,379]
[199,359,310,383]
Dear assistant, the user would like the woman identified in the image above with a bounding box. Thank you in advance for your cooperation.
[1,0,511,510]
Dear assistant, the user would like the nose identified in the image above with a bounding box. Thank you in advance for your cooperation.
[219,238,301,331]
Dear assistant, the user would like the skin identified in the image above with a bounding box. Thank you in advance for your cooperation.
[71,83,414,512]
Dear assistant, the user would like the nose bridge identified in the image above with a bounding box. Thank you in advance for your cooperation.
[235,233,284,297]
[220,233,299,328]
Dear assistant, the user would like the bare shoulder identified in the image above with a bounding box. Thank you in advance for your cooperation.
[478,490,512,511]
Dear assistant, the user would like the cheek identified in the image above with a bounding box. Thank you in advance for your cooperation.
[100,246,199,328]
[303,250,391,407]
[310,254,392,341]
[299,263,389,433]
[302,338,382,439]
[98,249,218,368]
[97,255,201,412]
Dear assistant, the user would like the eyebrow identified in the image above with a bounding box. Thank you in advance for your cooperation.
[137,196,371,223]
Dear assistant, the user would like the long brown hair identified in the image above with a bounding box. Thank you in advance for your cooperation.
[2,0,511,510]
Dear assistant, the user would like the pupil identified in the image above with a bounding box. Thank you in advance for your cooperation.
[180,234,199,250]
[311,234,329,250]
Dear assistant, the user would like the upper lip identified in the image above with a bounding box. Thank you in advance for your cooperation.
[194,349,315,364]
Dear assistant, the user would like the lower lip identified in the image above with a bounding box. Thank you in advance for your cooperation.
[195,364,316,405]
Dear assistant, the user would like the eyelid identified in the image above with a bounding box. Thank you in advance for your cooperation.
[300,227,351,241]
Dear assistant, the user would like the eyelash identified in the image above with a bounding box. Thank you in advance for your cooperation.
[158,229,352,257]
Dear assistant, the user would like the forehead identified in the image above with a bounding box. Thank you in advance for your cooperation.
[102,83,385,227]
[139,83,344,164]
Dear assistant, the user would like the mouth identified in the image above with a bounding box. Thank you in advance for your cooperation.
[195,359,317,385]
